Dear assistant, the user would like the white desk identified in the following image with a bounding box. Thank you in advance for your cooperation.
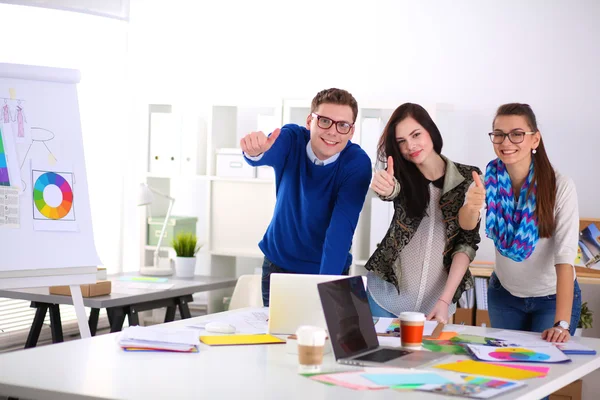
[0,309,599,400]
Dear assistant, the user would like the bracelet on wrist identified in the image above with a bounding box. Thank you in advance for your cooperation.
[438,298,450,306]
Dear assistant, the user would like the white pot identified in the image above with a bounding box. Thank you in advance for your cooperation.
[574,328,583,337]
[174,257,196,278]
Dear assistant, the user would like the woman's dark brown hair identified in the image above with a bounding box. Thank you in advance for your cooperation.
[377,103,443,218]
[494,103,556,238]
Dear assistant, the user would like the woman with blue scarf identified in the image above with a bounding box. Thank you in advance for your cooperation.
[459,103,581,343]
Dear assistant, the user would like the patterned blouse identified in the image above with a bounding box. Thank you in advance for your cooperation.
[368,182,460,316]
[364,156,482,313]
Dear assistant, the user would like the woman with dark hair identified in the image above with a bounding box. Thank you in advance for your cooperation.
[365,103,481,323]
[459,103,581,343]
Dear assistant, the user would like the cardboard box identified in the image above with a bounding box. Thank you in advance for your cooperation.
[454,307,475,326]
[550,379,582,400]
[50,280,111,297]
[475,309,491,328]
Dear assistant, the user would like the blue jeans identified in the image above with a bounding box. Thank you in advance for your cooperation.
[261,257,350,307]
[367,289,397,318]
[487,272,581,336]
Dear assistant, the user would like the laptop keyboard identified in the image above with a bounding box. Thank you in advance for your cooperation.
[353,348,412,363]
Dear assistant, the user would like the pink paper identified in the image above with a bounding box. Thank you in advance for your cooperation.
[311,372,388,390]
[311,375,372,390]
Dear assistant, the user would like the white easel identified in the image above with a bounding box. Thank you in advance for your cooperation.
[0,63,101,340]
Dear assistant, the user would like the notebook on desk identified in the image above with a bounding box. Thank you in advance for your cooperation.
[317,276,448,368]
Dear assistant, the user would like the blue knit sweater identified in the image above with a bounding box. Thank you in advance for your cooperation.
[244,124,372,274]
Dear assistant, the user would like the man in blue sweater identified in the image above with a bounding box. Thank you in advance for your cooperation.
[241,88,372,306]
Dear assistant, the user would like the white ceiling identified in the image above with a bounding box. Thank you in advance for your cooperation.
[0,0,129,20]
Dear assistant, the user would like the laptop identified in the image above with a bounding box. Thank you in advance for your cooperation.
[318,276,448,368]
[268,273,366,335]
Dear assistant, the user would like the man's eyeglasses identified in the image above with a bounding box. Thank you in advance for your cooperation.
[488,130,536,144]
[311,113,354,135]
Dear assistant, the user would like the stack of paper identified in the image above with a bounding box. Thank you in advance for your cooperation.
[119,326,200,353]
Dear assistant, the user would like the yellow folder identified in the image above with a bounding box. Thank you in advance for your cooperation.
[434,360,543,380]
[200,334,285,346]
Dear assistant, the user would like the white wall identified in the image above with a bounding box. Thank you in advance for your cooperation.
[124,0,600,263]
[0,4,129,273]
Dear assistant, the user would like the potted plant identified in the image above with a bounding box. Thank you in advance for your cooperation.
[575,302,593,337]
[171,232,202,278]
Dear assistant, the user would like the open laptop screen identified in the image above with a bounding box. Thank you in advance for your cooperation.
[317,276,380,360]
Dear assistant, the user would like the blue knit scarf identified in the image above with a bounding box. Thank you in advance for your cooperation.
[485,159,539,262]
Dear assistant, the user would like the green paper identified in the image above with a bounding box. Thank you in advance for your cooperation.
[422,339,467,355]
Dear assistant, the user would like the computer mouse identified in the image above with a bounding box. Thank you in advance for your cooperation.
[204,321,236,334]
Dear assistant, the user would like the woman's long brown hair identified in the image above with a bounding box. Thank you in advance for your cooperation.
[494,103,556,238]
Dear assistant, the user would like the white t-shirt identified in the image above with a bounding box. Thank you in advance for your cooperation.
[488,172,579,297]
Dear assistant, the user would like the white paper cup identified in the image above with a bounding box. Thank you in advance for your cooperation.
[296,326,326,372]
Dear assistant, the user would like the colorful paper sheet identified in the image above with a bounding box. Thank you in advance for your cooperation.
[199,334,284,346]
[423,339,468,355]
[309,371,387,390]
[554,341,597,355]
[486,363,549,377]
[416,376,525,399]
[450,334,518,347]
[362,372,450,386]
[434,360,544,380]
[466,344,571,363]
[430,331,459,340]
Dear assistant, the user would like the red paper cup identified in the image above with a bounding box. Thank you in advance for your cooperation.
[399,312,425,348]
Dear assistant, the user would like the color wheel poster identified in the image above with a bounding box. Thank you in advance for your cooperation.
[465,344,570,363]
[31,160,77,231]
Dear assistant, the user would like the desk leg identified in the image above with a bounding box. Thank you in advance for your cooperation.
[89,308,100,336]
[48,304,64,343]
[108,307,127,333]
[107,308,114,326]
[25,302,49,348]
[176,295,193,319]
[127,307,140,326]
[164,306,176,323]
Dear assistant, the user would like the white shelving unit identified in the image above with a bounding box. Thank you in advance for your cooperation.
[140,97,451,311]
[141,101,280,313]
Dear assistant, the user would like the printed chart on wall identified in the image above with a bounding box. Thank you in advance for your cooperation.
[31,161,77,231]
